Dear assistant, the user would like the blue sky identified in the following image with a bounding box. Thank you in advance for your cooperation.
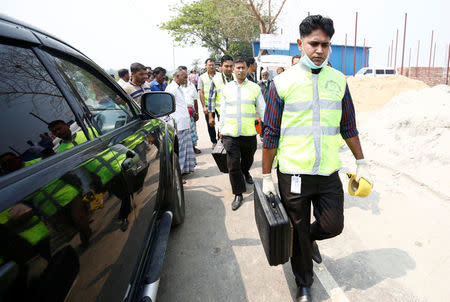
[3,0,449,71]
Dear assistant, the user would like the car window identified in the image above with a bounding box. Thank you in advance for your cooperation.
[375,69,385,74]
[53,57,134,134]
[385,69,394,74]
[364,69,373,74]
[0,43,91,176]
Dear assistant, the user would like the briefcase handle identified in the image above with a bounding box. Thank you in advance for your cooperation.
[268,193,277,208]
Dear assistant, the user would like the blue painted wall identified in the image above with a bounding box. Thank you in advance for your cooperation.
[252,42,370,76]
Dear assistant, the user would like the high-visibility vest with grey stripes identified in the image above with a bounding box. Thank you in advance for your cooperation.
[220,80,261,137]
[212,72,234,115]
[274,64,346,175]
[199,72,214,106]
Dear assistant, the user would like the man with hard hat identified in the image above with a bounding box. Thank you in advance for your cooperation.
[262,15,372,302]
[219,57,265,211]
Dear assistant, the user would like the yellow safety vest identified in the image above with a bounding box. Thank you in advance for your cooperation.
[220,79,261,137]
[212,72,234,115]
[0,207,50,246]
[57,127,98,153]
[199,72,215,106]
[274,64,346,175]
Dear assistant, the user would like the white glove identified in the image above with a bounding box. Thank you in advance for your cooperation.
[356,159,373,186]
[262,173,276,196]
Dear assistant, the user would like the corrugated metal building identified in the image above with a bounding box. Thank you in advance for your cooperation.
[251,41,370,76]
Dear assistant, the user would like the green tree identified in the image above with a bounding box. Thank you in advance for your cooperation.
[161,0,259,58]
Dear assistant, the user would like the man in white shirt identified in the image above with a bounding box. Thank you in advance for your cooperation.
[166,68,196,176]
[117,68,129,87]
[179,66,201,154]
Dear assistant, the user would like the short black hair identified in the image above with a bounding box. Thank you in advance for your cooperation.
[234,57,247,66]
[220,55,233,65]
[48,120,67,130]
[130,63,146,73]
[153,67,166,75]
[177,65,187,71]
[245,57,255,66]
[205,58,215,65]
[299,15,335,39]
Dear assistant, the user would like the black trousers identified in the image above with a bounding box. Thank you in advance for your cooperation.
[204,112,217,144]
[222,135,257,195]
[277,170,344,287]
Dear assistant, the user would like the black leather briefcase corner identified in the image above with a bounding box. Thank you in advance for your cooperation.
[211,141,228,173]
[254,179,293,266]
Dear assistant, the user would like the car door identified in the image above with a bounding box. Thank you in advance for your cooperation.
[49,52,166,301]
[0,38,122,302]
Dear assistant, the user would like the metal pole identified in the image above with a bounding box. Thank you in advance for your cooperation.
[446,43,450,85]
[429,30,434,76]
[308,11,310,16]
[340,42,344,72]
[344,33,347,75]
[432,42,436,68]
[394,29,398,74]
[353,12,358,76]
[416,40,420,77]
[408,47,411,77]
[362,38,366,68]
[400,13,407,75]
[388,45,390,66]
[390,39,394,66]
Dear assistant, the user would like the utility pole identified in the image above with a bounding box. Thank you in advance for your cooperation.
[416,40,420,77]
[353,12,358,76]
[429,30,434,76]
[400,13,407,75]
[394,29,398,74]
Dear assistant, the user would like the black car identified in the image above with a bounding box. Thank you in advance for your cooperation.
[0,14,185,302]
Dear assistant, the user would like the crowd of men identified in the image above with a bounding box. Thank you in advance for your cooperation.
[116,55,279,185]
[115,15,373,302]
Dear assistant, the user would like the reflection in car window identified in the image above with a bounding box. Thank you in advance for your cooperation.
[53,57,134,134]
[0,44,84,175]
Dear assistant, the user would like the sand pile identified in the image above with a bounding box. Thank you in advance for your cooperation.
[347,75,429,112]
[359,85,450,198]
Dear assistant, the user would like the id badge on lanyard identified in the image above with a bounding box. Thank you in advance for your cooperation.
[290,175,302,194]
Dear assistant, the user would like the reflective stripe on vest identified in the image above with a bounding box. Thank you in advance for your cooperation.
[221,80,260,137]
[274,64,346,175]
[26,179,80,218]
[200,72,214,106]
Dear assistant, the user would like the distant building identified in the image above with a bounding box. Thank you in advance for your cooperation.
[251,41,371,76]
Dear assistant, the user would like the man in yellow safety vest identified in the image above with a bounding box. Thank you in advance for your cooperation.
[198,58,218,148]
[208,54,235,128]
[262,15,372,302]
[219,57,265,211]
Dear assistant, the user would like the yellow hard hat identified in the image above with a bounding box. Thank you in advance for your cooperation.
[346,173,372,197]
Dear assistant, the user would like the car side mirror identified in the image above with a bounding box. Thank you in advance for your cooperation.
[141,92,176,118]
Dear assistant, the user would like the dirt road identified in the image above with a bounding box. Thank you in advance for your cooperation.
[157,112,449,302]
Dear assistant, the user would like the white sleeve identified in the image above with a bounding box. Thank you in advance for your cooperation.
[255,91,266,123]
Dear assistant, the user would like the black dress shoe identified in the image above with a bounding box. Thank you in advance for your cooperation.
[312,240,322,264]
[231,195,243,211]
[244,173,254,184]
[296,286,311,302]
[120,218,129,232]
[193,147,201,154]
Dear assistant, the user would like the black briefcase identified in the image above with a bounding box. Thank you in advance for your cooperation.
[211,141,228,173]
[254,179,293,266]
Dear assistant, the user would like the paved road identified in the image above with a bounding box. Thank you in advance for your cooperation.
[157,113,449,302]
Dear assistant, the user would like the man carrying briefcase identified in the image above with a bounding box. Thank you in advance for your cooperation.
[262,15,372,302]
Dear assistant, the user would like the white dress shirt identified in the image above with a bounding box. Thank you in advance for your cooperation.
[117,78,127,88]
[166,81,191,131]
[181,82,198,108]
